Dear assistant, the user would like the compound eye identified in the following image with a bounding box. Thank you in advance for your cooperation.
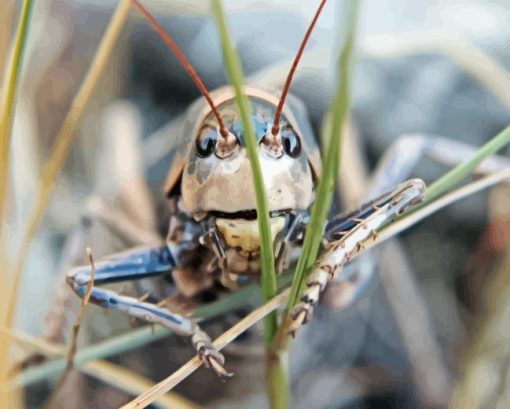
[282,127,301,158]
[196,126,217,157]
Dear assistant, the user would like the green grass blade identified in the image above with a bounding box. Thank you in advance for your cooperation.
[423,124,510,204]
[1,2,132,384]
[211,0,278,346]
[286,0,360,310]
[12,273,294,388]
[0,3,34,403]
[265,351,289,408]
[0,0,34,219]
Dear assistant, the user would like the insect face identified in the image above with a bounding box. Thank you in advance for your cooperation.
[133,0,322,259]
[180,88,315,219]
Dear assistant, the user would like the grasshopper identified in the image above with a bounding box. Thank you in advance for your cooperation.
[65,0,510,379]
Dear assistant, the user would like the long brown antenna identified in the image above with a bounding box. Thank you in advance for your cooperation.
[132,0,228,138]
[271,0,327,136]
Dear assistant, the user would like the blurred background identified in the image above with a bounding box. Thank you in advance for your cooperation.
[2,0,510,407]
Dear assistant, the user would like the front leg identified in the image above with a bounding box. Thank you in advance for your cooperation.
[66,244,232,378]
[288,179,426,335]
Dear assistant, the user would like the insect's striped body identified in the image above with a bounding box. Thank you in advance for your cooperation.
[67,81,426,379]
[66,0,429,378]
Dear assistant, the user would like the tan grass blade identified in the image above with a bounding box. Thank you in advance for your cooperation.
[82,361,199,409]
[0,1,15,79]
[4,328,198,409]
[66,248,95,368]
[42,248,95,409]
[120,289,290,409]
[0,2,35,407]
[0,0,34,220]
[0,0,131,379]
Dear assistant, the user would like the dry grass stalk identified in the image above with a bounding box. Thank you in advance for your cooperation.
[0,2,35,407]
[4,328,66,357]
[5,329,199,409]
[85,361,200,409]
[42,248,95,409]
[120,289,290,409]
[66,247,95,370]
[0,0,34,220]
[0,0,131,384]
[0,1,15,79]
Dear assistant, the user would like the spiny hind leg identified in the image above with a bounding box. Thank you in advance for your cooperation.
[289,133,510,334]
[67,245,232,378]
[289,179,426,335]
[319,133,510,315]
[340,132,510,310]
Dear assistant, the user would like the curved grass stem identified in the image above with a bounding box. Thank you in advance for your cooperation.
[5,328,197,409]
[42,248,96,409]
[282,0,360,332]
[0,0,131,385]
[0,0,34,220]
[211,1,284,406]
[211,0,278,346]
[0,3,35,407]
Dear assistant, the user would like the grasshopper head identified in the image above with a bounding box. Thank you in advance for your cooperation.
[180,92,314,219]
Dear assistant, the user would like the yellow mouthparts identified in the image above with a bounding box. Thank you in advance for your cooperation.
[216,217,286,252]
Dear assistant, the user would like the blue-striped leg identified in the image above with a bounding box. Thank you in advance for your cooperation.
[66,244,232,378]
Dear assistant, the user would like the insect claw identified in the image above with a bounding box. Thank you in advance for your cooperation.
[192,328,233,379]
[208,356,234,380]
[288,303,312,335]
[198,346,233,379]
